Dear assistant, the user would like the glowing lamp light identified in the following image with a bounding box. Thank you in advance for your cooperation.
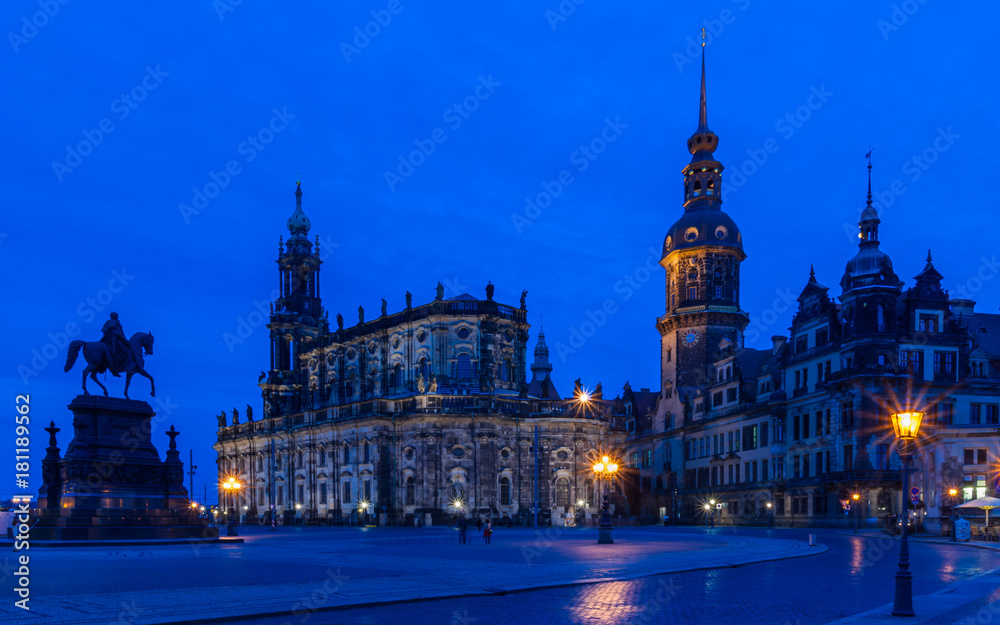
[890,411,924,440]
[709,499,716,505]
[704,504,711,510]
[766,502,772,509]
[602,456,610,464]
[949,488,958,497]
[295,503,302,510]
[580,392,591,402]
[852,493,860,501]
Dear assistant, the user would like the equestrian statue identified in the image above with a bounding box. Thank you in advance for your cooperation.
[64,312,156,399]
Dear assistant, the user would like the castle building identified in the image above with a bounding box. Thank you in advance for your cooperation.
[214,184,624,527]
[623,46,1000,529]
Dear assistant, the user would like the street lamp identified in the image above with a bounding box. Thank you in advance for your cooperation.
[576,499,587,527]
[889,409,924,617]
[221,477,243,537]
[852,493,860,533]
[766,501,773,528]
[592,455,619,544]
[948,488,959,541]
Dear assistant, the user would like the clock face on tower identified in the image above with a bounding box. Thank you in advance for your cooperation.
[681,329,701,347]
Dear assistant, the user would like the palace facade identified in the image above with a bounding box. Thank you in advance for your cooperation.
[623,49,1000,531]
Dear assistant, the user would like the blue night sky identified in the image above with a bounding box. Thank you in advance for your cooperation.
[3,1,998,501]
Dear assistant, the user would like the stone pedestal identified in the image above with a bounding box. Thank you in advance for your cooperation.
[34,395,219,541]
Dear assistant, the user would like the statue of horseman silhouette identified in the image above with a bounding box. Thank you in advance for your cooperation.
[64,312,155,399]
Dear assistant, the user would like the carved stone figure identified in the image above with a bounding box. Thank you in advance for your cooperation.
[245,404,253,421]
[436,282,444,300]
[541,375,551,399]
[258,370,266,383]
[381,298,388,317]
[518,380,528,398]
[417,373,426,393]
[358,306,365,325]
[337,313,344,331]
[593,383,603,401]
[520,290,528,309]
[486,282,495,301]
[217,411,227,428]
[573,378,583,399]
[405,291,412,309]
[429,373,438,393]
[232,407,240,425]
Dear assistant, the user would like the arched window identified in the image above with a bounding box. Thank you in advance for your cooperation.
[319,448,326,466]
[418,357,429,381]
[555,477,569,507]
[257,456,263,472]
[877,305,886,332]
[707,179,715,192]
[392,363,402,388]
[693,180,702,193]
[364,442,370,463]
[276,454,282,470]
[405,476,415,506]
[455,354,473,379]
[500,476,511,506]
[343,443,350,464]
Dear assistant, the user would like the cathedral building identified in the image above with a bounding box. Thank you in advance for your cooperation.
[214,184,623,527]
[624,46,1000,530]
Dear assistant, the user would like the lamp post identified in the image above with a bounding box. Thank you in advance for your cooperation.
[576,499,587,527]
[948,488,958,541]
[592,455,618,544]
[890,409,924,617]
[222,477,243,537]
[766,501,773,528]
[853,493,860,533]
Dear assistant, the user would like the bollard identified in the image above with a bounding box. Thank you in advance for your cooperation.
[809,534,815,546]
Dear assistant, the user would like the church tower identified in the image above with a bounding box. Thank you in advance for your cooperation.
[657,42,748,402]
[261,182,328,416]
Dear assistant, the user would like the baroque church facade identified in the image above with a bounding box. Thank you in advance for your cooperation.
[216,50,999,530]
[214,184,623,527]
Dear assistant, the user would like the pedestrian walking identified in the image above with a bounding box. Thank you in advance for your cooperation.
[483,520,492,545]
[476,517,483,531]
[458,516,468,545]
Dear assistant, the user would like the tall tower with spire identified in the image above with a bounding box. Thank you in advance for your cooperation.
[657,36,748,405]
[838,155,902,362]
[262,183,328,415]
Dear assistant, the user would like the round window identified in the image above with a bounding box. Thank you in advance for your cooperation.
[347,349,356,360]
[500,448,511,460]
[504,331,514,343]
[715,226,728,240]
[368,343,377,354]
[665,235,673,250]
[392,338,400,349]
[556,450,569,461]
[452,447,465,458]
[684,227,698,242]
[417,331,426,342]
[457,327,471,340]
[404,447,414,460]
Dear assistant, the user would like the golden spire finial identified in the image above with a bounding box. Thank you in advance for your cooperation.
[701,27,706,47]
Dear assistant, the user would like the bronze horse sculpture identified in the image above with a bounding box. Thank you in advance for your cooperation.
[64,332,156,399]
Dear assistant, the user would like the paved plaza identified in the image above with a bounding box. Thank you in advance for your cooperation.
[1,526,998,624]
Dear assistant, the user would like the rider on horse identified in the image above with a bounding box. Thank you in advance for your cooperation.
[101,312,133,377]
